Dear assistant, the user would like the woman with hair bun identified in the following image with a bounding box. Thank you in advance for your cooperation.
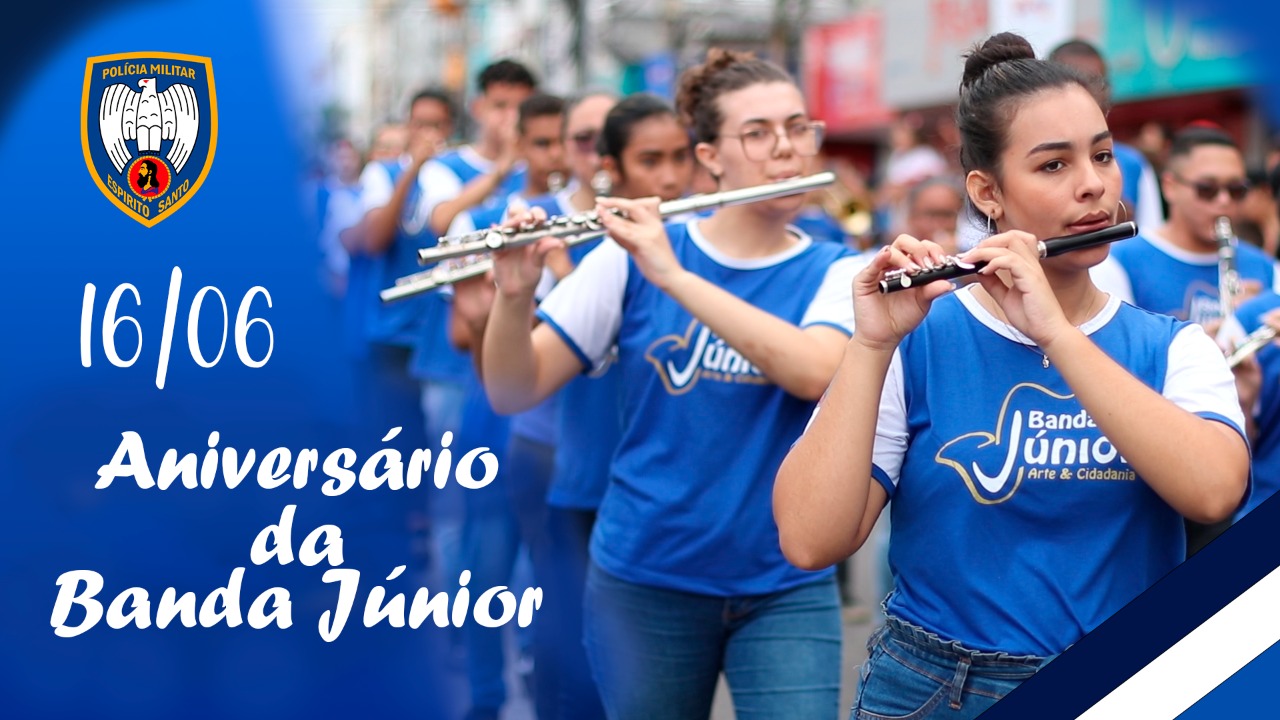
[478,49,861,719]
[775,32,1249,718]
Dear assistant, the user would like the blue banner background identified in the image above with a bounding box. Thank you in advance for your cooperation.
[0,0,459,716]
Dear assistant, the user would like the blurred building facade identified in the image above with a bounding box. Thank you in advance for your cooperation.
[292,0,1267,179]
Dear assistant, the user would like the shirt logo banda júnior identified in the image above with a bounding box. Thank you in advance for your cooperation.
[645,320,766,395]
[935,383,1134,505]
[81,52,217,227]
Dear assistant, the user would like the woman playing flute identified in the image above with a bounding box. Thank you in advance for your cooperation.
[774,32,1250,720]
[477,49,861,719]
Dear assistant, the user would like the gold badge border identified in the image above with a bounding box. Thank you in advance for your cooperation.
[81,51,218,228]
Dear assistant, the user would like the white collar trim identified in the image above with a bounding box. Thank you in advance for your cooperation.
[955,284,1120,345]
[685,220,812,270]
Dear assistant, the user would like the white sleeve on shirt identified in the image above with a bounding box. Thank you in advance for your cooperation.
[536,238,630,366]
[800,254,866,334]
[1164,324,1247,432]
[445,208,476,237]
[869,349,910,493]
[1270,260,1280,295]
[1090,255,1135,305]
[358,162,394,213]
[403,160,464,236]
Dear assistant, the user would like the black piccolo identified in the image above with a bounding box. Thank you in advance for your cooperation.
[878,221,1138,293]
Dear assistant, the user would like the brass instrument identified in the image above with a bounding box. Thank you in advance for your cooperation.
[1217,216,1241,321]
[381,172,837,302]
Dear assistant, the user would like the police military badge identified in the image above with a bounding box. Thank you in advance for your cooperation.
[81,52,217,227]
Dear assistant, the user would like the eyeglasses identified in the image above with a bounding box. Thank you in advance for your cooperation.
[1171,173,1250,202]
[570,129,599,154]
[721,121,826,161]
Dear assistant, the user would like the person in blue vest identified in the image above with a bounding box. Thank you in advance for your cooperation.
[1110,126,1280,331]
[334,89,455,586]
[774,33,1250,720]
[444,91,570,720]
[476,49,861,719]
[410,60,536,449]
[455,92,695,720]
[449,90,619,720]
[390,62,535,720]
[316,137,364,299]
[549,92,695,720]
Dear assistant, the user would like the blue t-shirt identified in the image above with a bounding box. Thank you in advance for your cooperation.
[791,206,849,245]
[408,149,527,383]
[537,220,863,596]
[869,287,1248,656]
[504,191,567,445]
[1111,231,1280,325]
[350,158,436,348]
[1233,291,1280,519]
[549,228,622,511]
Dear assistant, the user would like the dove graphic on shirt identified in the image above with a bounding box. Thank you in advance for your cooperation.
[645,320,765,395]
[936,383,1130,504]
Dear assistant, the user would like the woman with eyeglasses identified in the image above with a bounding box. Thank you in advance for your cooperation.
[774,33,1249,719]
[475,49,860,719]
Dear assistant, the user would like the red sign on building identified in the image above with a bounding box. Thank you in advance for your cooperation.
[803,13,893,135]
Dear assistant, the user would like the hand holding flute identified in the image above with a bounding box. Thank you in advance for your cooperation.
[418,172,836,265]
[878,222,1137,293]
[593,195,687,291]
[859,227,1124,352]
[852,236,955,354]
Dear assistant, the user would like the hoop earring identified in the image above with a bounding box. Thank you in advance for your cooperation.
[591,170,613,197]
[1117,202,1129,224]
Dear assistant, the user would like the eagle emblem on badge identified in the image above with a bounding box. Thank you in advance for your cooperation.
[82,52,217,227]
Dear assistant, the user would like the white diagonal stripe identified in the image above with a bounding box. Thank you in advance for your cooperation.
[1078,565,1280,720]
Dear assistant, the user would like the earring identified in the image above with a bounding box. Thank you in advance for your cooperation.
[1117,202,1129,224]
[987,214,995,235]
[591,170,612,197]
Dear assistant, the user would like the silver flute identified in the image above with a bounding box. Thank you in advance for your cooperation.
[381,172,836,303]
[381,233,600,303]
[415,172,836,265]
[1216,216,1241,322]
[1226,324,1278,368]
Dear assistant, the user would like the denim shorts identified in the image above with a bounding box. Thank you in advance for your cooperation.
[852,613,1056,720]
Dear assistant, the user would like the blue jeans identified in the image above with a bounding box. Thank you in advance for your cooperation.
[852,614,1054,720]
[422,377,469,592]
[544,508,605,720]
[583,563,841,720]
[503,434,555,718]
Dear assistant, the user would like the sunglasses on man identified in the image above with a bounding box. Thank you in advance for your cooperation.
[1171,173,1250,202]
